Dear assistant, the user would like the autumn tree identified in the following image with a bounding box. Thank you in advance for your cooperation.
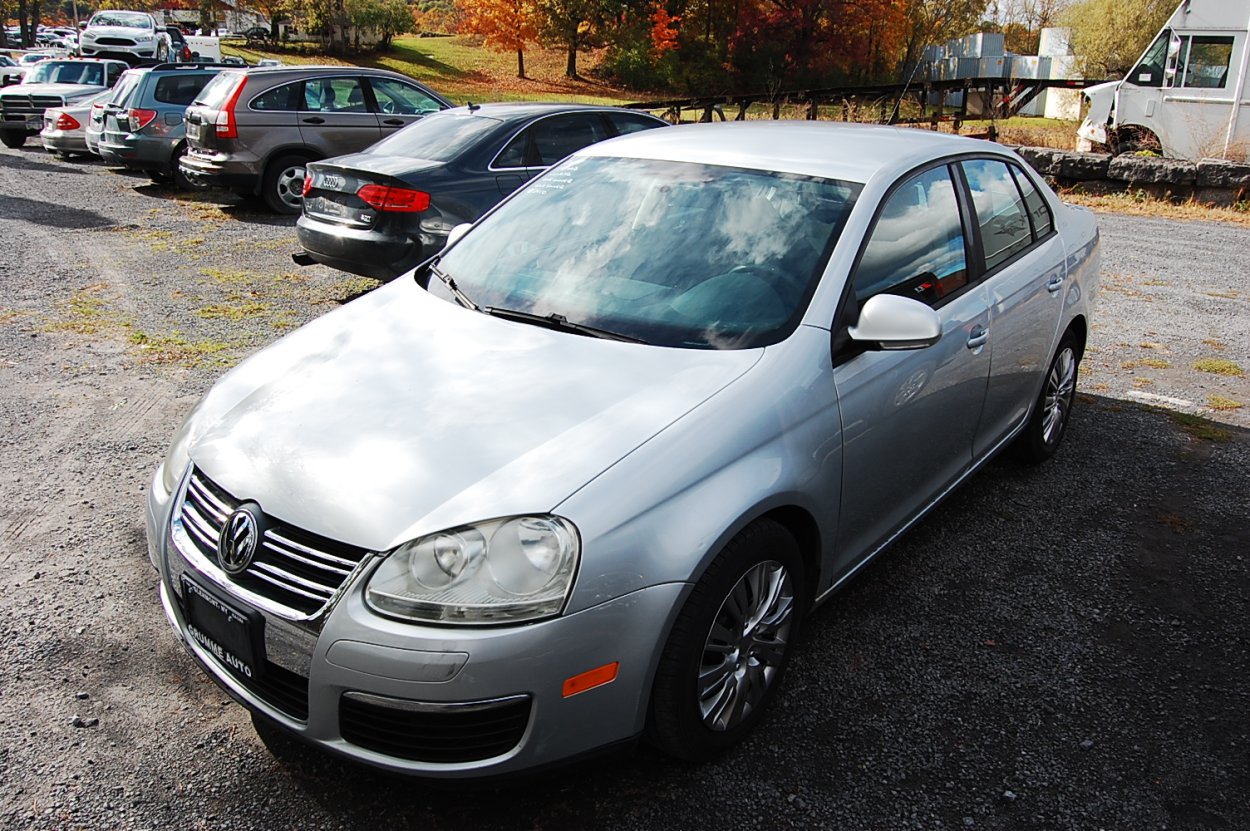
[536,0,609,78]
[1061,0,1172,78]
[899,0,988,75]
[461,0,540,78]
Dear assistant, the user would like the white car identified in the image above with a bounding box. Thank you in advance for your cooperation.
[78,10,171,62]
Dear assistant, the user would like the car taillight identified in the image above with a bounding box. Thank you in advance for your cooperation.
[54,112,80,131]
[356,184,431,213]
[182,45,192,61]
[128,108,157,132]
[214,76,248,139]
[302,174,313,197]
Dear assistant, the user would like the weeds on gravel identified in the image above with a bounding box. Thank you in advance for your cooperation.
[1061,191,1250,226]
[1122,358,1171,370]
[46,284,121,335]
[1193,358,1246,376]
[1170,412,1232,442]
[1205,290,1240,299]
[310,276,382,304]
[196,301,272,321]
[130,331,237,368]
[0,309,28,325]
[200,268,254,285]
[1207,395,1244,411]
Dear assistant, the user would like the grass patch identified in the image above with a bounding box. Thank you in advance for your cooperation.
[1193,357,1245,376]
[0,308,28,325]
[1205,290,1239,299]
[311,276,382,304]
[1207,395,1243,411]
[1061,191,1250,226]
[1170,412,1232,442]
[1203,338,1226,350]
[196,301,272,321]
[200,267,256,285]
[130,330,238,368]
[1123,358,1171,370]
[45,284,122,335]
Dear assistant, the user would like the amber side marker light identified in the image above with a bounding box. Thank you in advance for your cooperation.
[562,662,620,698]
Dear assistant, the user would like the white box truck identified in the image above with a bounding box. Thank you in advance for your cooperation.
[1078,0,1250,159]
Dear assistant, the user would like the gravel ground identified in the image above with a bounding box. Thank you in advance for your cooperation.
[0,145,1247,831]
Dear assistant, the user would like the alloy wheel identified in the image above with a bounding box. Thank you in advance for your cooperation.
[1042,346,1077,446]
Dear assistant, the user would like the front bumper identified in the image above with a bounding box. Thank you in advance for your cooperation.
[146,468,684,777]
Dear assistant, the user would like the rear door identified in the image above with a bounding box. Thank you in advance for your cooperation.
[297,75,381,156]
[365,76,446,138]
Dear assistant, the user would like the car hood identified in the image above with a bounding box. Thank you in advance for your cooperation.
[187,278,762,552]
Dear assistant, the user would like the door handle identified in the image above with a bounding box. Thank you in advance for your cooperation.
[1046,275,1065,293]
[302,116,325,124]
[382,118,405,126]
[967,326,989,349]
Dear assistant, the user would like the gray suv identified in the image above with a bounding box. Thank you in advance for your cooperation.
[179,66,452,213]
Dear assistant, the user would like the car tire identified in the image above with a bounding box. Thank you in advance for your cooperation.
[262,154,311,215]
[1,130,26,149]
[646,518,804,762]
[1013,330,1081,463]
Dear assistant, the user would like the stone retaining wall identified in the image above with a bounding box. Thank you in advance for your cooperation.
[1013,148,1250,205]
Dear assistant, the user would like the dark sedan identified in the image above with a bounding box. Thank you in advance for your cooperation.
[295,103,668,280]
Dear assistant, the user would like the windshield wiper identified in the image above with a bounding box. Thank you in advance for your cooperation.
[428,262,479,311]
[483,307,648,344]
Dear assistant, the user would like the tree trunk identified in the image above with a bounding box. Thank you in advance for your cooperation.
[517,47,525,79]
[29,0,41,46]
[565,30,578,79]
[18,0,30,47]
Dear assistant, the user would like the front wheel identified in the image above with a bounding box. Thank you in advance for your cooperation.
[0,131,26,149]
[1013,331,1080,463]
[647,519,804,761]
[262,154,310,214]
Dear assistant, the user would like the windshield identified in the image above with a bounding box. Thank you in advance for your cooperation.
[370,110,502,161]
[432,156,861,349]
[27,61,105,86]
[89,12,152,29]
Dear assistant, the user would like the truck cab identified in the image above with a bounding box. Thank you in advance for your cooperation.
[1079,0,1249,159]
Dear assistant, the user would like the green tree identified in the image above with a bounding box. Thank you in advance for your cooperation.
[535,0,608,78]
[1061,0,1173,79]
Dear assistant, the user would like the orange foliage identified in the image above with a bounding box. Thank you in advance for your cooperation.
[461,0,539,54]
[650,3,680,57]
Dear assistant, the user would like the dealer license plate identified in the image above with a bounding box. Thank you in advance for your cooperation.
[182,576,264,679]
[185,121,200,140]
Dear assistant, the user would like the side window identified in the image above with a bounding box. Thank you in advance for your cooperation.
[302,77,368,113]
[494,130,531,169]
[368,78,443,115]
[607,112,664,135]
[153,74,213,106]
[961,159,1032,272]
[1009,165,1054,239]
[1128,29,1170,87]
[853,165,968,307]
[106,63,123,86]
[528,114,610,166]
[1179,36,1234,88]
[251,81,300,111]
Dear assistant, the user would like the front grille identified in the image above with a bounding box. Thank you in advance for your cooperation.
[178,468,371,617]
[95,37,137,46]
[1,94,65,119]
[339,694,532,763]
[227,659,309,720]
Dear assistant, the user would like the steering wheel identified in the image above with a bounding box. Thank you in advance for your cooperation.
[726,263,807,305]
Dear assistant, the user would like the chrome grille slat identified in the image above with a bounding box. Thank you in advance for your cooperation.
[265,530,357,569]
[261,540,352,576]
[177,469,371,619]
[251,561,336,597]
[248,568,331,602]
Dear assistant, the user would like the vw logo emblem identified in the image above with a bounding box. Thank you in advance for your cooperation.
[218,507,260,576]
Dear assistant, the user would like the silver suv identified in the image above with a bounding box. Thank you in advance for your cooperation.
[179,66,452,213]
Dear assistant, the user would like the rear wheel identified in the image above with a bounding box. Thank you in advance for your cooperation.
[262,154,311,214]
[647,519,804,761]
[1013,331,1080,463]
[0,131,26,149]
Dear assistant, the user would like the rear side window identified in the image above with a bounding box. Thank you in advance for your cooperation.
[251,81,300,111]
[960,159,1032,272]
[607,112,665,135]
[302,77,369,113]
[194,71,245,109]
[369,77,443,115]
[853,165,969,307]
[153,73,215,106]
[1010,166,1054,239]
[527,113,610,166]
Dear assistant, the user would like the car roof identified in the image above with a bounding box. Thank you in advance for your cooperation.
[578,121,1005,185]
[438,102,662,122]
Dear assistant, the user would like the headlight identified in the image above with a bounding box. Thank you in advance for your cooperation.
[136,34,154,42]
[159,415,195,494]
[366,516,580,625]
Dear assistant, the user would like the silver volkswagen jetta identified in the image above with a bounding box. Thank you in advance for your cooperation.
[146,122,1100,777]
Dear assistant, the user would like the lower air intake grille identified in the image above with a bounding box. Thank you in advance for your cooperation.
[339,693,532,763]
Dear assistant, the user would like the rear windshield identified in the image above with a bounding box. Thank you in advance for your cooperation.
[153,72,217,106]
[193,71,245,109]
[27,61,105,86]
[368,110,502,162]
[108,73,141,105]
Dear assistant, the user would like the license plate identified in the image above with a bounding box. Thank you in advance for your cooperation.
[26,115,41,129]
[311,197,355,220]
[181,575,264,679]
[186,121,200,140]
[317,173,346,191]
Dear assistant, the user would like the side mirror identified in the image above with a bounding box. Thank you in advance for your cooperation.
[445,222,472,249]
[848,293,942,350]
